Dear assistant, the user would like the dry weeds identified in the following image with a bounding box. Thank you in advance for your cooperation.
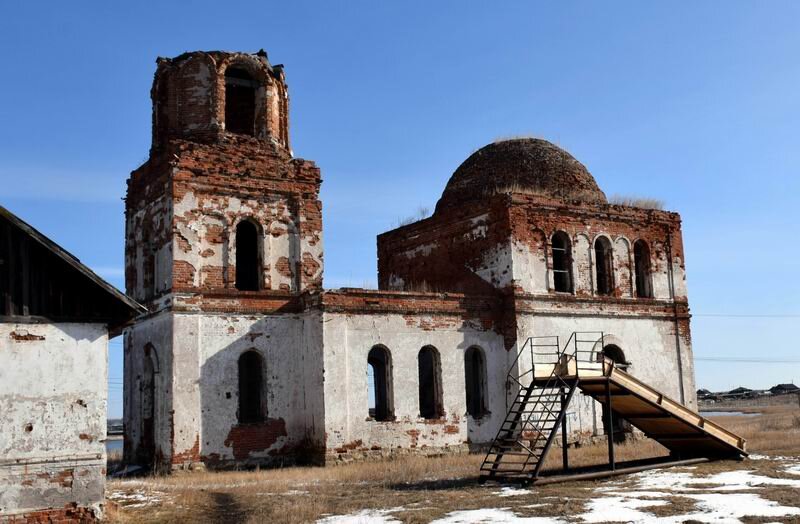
[107,406,800,523]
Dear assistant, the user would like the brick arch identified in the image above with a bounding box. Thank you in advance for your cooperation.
[217,55,272,140]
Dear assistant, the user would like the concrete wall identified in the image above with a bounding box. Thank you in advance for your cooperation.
[0,322,107,520]
[321,312,510,461]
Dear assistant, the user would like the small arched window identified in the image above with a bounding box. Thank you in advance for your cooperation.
[602,344,628,370]
[235,220,261,291]
[418,346,443,419]
[238,350,265,423]
[551,232,573,293]
[633,240,653,298]
[225,67,257,136]
[594,237,614,296]
[464,346,488,418]
[367,346,394,421]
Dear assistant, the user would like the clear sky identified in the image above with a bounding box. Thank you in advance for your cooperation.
[2,2,799,418]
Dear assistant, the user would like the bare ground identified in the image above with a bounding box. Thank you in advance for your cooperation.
[107,404,800,523]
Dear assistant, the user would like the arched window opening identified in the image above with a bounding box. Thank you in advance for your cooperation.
[238,351,265,423]
[601,344,631,441]
[601,344,628,370]
[594,237,614,296]
[225,67,257,136]
[464,346,488,418]
[551,232,573,293]
[418,346,443,419]
[367,346,393,421]
[235,220,261,291]
[633,240,653,298]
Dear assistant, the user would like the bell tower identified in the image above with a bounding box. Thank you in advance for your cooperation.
[123,50,324,469]
[125,50,322,307]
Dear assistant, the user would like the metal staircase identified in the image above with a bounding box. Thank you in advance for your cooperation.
[480,331,748,485]
[481,337,577,482]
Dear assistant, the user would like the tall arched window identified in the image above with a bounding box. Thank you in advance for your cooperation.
[418,346,443,419]
[367,346,394,421]
[238,350,265,423]
[594,237,614,296]
[551,231,573,293]
[235,220,261,291]
[633,240,653,298]
[225,67,257,136]
[464,346,488,418]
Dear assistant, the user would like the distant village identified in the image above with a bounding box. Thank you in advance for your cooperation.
[698,383,799,403]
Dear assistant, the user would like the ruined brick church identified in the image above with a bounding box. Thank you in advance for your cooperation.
[123,50,696,470]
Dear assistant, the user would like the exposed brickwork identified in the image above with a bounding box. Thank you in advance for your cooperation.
[2,504,98,523]
[223,419,287,461]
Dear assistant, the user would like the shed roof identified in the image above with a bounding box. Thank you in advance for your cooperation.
[0,206,145,331]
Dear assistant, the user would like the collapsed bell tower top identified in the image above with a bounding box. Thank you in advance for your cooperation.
[149,50,290,153]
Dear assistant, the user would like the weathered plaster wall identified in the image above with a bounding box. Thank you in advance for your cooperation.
[0,323,107,519]
[377,200,513,293]
[123,313,174,467]
[514,309,696,441]
[172,313,323,468]
[320,308,509,461]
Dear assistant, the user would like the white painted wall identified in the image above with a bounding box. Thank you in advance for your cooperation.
[0,322,107,518]
[321,313,510,455]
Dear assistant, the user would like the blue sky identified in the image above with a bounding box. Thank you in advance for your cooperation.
[1,2,799,418]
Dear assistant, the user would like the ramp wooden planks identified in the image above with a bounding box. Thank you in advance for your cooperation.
[535,358,747,457]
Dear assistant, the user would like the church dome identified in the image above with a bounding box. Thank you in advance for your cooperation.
[435,138,607,212]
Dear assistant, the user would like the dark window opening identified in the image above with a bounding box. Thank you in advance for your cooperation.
[235,221,260,291]
[238,350,265,423]
[551,232,573,293]
[367,346,393,421]
[225,67,257,136]
[633,240,653,298]
[464,346,488,418]
[601,344,631,441]
[594,237,614,296]
[418,346,443,419]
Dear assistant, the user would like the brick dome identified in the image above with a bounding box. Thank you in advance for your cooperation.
[435,138,607,212]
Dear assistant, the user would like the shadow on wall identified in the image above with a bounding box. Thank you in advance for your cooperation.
[198,317,323,469]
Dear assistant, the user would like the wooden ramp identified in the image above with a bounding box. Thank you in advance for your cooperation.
[542,358,747,458]
[480,333,746,485]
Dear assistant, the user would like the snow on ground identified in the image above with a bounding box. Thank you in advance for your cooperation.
[107,489,167,508]
[316,507,405,524]
[494,486,533,497]
[429,508,564,524]
[577,458,800,523]
[578,495,668,523]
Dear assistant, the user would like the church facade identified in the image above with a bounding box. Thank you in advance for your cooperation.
[123,50,695,470]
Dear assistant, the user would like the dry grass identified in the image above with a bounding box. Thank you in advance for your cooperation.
[107,405,800,523]
[608,194,665,209]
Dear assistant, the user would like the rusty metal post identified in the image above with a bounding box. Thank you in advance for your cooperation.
[561,385,569,472]
[605,379,615,471]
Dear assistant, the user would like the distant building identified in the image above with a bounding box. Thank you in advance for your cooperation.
[770,383,799,395]
[0,207,143,522]
[124,50,697,470]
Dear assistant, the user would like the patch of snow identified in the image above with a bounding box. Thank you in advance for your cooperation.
[430,508,564,523]
[494,486,533,497]
[316,507,404,524]
[578,495,667,523]
[107,489,165,508]
[603,491,672,499]
[630,468,800,492]
[784,464,800,476]
[661,493,800,523]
